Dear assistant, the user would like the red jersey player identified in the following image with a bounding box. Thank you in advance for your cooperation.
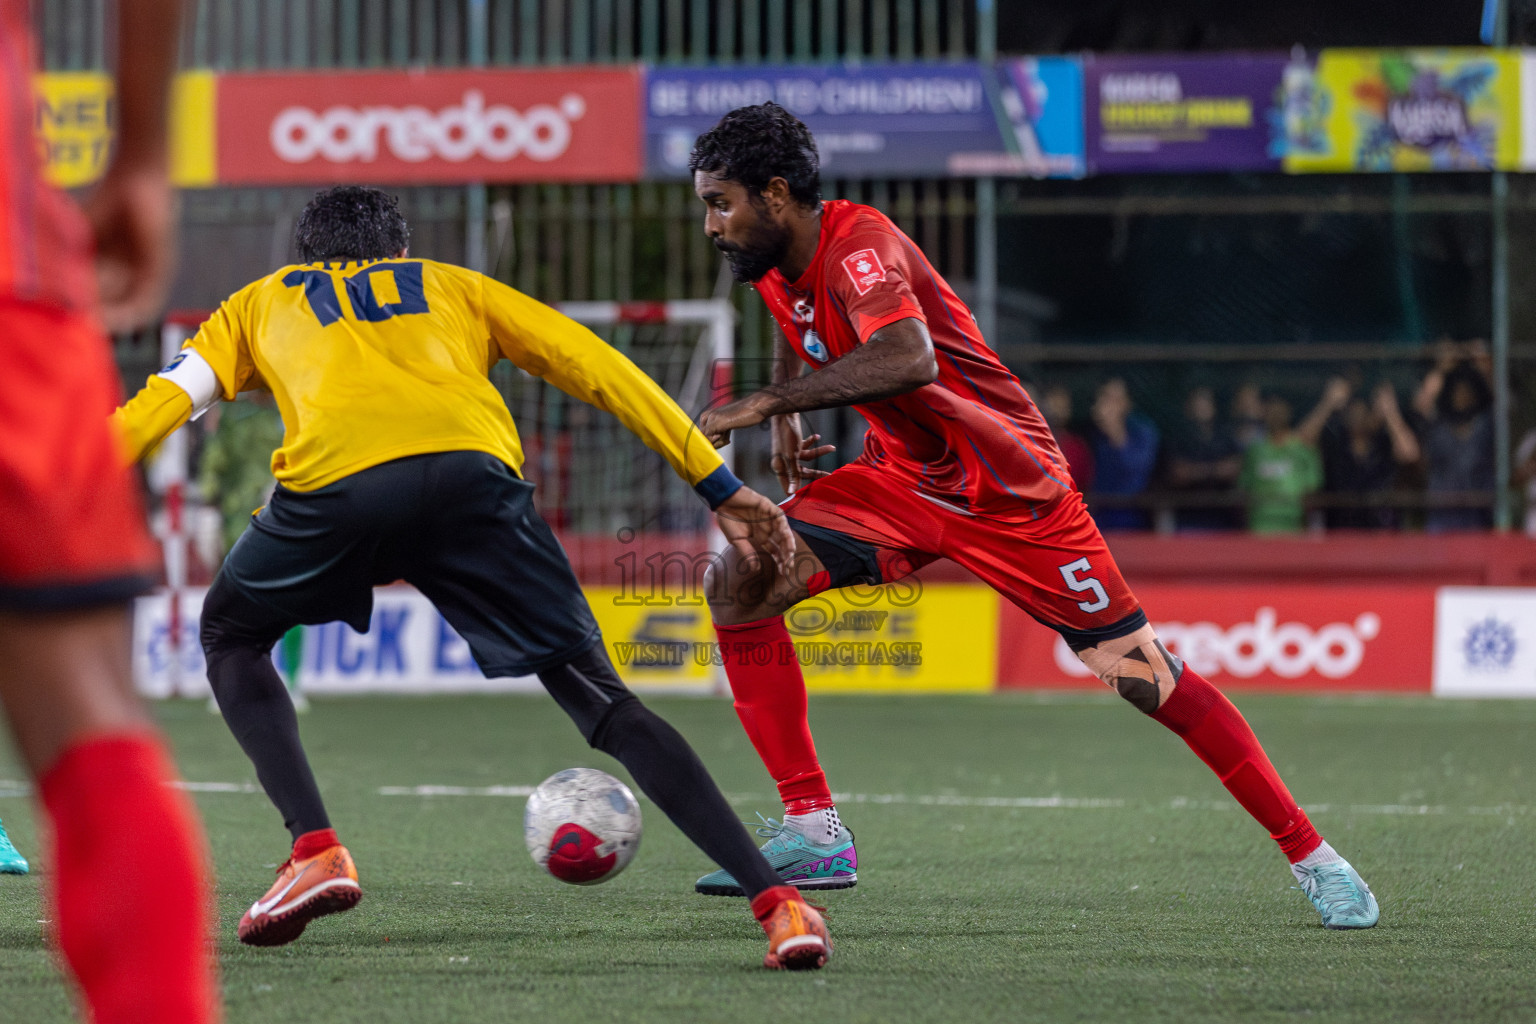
[689,102,1378,931]
[0,0,219,1019]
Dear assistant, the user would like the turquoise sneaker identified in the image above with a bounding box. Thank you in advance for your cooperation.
[0,818,28,875]
[1293,859,1378,929]
[696,814,857,897]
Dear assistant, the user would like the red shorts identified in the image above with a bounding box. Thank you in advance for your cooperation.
[782,461,1145,647]
[0,299,157,609]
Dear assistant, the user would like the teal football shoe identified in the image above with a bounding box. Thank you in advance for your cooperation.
[696,814,857,897]
[0,818,28,875]
[1294,858,1378,929]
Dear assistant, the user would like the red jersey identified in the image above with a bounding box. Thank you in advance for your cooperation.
[755,199,1070,515]
[0,0,96,310]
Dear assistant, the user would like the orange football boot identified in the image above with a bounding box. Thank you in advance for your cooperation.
[237,843,361,946]
[752,885,831,970]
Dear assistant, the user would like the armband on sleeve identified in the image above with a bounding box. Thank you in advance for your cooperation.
[157,349,221,420]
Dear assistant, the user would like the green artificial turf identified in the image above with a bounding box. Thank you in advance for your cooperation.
[1,692,1534,1023]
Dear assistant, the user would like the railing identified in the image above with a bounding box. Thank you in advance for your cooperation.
[1082,490,1505,535]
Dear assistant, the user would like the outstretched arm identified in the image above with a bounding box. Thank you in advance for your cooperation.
[111,349,222,462]
[111,297,252,463]
[480,277,795,573]
[481,278,743,505]
[697,317,938,448]
[1374,383,1420,464]
[1297,377,1351,447]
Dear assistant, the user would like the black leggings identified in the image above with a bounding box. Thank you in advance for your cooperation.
[202,583,779,899]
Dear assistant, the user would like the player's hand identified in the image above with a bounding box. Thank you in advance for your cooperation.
[85,163,177,333]
[715,485,796,581]
[771,414,835,495]
[698,392,775,449]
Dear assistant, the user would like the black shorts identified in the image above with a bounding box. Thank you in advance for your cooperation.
[203,451,599,676]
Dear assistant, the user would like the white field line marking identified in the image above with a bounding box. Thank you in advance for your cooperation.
[174,781,264,794]
[378,785,536,797]
[372,784,1535,818]
[3,778,1528,819]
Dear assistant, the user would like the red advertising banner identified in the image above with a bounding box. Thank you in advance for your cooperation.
[216,68,642,185]
[998,585,1435,692]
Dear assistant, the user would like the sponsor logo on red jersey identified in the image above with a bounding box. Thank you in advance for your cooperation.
[841,249,887,295]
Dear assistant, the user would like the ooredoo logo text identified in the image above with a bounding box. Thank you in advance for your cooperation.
[1054,607,1382,680]
[269,90,588,164]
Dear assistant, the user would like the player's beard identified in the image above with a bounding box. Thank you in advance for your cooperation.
[715,217,792,283]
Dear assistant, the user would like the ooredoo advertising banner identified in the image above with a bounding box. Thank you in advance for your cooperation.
[645,62,1013,179]
[997,585,1436,691]
[1084,53,1291,173]
[1285,49,1520,172]
[215,67,643,185]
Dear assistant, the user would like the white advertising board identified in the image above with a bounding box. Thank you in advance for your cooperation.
[132,586,541,696]
[1432,587,1536,697]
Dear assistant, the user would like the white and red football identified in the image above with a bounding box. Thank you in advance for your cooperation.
[524,768,642,885]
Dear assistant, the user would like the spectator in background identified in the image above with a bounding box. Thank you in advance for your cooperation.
[1240,394,1321,535]
[1040,384,1094,491]
[1089,377,1158,530]
[1298,377,1419,529]
[1229,382,1267,450]
[1414,340,1495,532]
[1166,385,1242,530]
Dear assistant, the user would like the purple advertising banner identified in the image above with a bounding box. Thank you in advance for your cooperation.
[645,63,1007,179]
[1085,54,1290,173]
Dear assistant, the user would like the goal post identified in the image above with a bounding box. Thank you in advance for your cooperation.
[555,298,737,474]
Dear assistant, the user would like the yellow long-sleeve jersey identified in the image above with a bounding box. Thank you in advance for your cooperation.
[115,258,741,506]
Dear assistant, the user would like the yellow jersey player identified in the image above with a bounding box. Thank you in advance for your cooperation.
[115,185,831,971]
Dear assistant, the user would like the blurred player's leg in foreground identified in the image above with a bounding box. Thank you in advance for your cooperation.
[0,815,27,873]
[201,453,827,967]
[0,301,220,1021]
[0,0,221,1007]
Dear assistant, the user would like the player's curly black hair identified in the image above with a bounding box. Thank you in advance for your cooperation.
[688,102,821,208]
[294,185,411,263]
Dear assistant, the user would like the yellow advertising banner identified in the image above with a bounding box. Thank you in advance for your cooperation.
[586,583,998,694]
[1284,49,1520,172]
[34,70,216,188]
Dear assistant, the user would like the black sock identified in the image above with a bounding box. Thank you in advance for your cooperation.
[205,645,332,841]
[539,648,781,899]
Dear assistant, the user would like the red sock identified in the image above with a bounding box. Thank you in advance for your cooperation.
[292,827,341,861]
[1151,668,1323,863]
[750,884,806,922]
[716,618,833,814]
[38,733,220,1024]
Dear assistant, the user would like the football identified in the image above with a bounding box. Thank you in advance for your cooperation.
[524,768,642,885]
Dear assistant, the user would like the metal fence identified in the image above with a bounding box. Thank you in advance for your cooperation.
[39,0,979,69]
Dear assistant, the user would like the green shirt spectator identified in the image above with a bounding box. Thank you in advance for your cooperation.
[1240,395,1321,534]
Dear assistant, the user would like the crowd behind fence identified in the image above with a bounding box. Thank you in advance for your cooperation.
[1020,340,1500,536]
